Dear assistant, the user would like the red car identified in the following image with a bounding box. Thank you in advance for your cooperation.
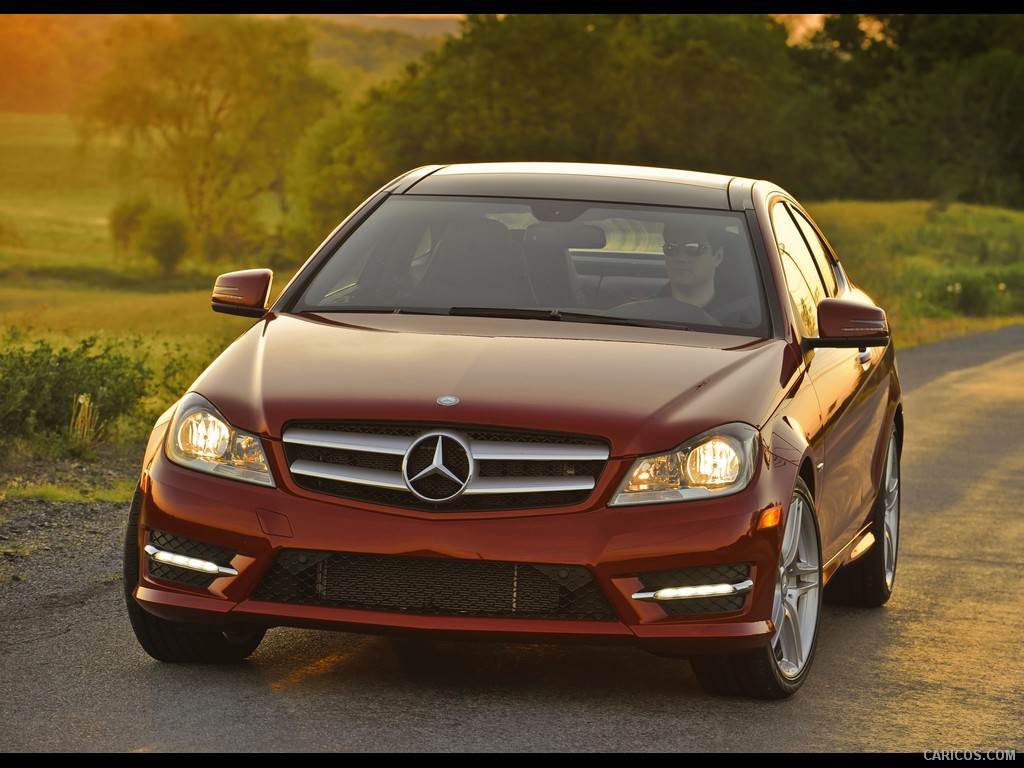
[124,162,902,699]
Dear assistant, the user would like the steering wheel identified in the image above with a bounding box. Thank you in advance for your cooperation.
[603,297,720,326]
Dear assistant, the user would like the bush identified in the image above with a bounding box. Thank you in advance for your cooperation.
[137,207,191,275]
[912,266,1024,317]
[0,330,150,452]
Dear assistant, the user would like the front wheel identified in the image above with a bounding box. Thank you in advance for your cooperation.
[690,477,823,699]
[123,486,266,663]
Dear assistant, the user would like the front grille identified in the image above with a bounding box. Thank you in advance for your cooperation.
[253,550,615,620]
[282,421,609,512]
[638,563,751,616]
[146,530,238,588]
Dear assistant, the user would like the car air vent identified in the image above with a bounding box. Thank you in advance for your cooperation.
[254,550,615,620]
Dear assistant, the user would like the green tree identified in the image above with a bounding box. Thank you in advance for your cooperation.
[602,14,847,196]
[73,14,336,260]
[793,14,1024,207]
[293,13,842,238]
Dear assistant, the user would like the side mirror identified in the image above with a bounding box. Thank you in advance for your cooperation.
[806,297,890,349]
[211,269,274,318]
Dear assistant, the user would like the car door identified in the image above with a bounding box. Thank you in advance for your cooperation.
[772,200,887,562]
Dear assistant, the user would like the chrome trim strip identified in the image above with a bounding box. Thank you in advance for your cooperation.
[283,428,608,462]
[144,544,238,576]
[290,459,596,495]
[283,428,413,455]
[469,440,608,461]
[632,578,754,601]
[463,475,597,494]
[289,459,407,489]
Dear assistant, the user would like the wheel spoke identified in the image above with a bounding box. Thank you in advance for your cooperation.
[772,587,786,630]
[791,558,819,578]
[884,528,896,576]
[782,595,803,654]
[775,599,804,674]
[781,498,803,567]
[882,432,900,586]
[788,578,818,600]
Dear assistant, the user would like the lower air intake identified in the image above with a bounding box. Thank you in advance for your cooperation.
[253,550,615,620]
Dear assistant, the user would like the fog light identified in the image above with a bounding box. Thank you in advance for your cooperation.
[145,544,238,576]
[632,579,753,601]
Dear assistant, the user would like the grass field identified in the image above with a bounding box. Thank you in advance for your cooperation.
[808,199,1024,346]
[0,112,259,372]
[2,111,1023,452]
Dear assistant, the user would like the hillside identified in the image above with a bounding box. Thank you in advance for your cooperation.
[0,13,451,114]
[259,13,463,37]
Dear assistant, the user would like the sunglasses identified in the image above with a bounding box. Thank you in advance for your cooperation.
[664,241,714,257]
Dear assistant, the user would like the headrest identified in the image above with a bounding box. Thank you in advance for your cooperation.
[523,223,606,249]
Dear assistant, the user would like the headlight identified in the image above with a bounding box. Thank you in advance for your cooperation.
[165,393,275,487]
[610,423,759,506]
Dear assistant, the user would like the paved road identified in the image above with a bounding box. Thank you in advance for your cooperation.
[1,327,1022,753]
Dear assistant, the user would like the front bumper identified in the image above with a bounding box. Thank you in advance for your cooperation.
[131,448,786,657]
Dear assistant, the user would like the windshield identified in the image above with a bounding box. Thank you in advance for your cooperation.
[293,195,771,337]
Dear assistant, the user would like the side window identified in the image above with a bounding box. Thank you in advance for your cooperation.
[772,201,828,336]
[789,206,838,296]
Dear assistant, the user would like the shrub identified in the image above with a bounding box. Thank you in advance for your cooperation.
[0,330,150,452]
[137,207,191,275]
[912,266,1024,317]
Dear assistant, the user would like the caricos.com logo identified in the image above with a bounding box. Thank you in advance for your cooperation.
[924,752,1016,761]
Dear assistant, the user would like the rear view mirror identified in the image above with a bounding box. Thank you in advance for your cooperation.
[807,297,890,348]
[211,269,273,318]
[523,223,607,249]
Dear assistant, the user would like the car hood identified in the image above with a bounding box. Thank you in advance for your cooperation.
[190,312,800,456]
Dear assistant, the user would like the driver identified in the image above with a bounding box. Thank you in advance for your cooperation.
[660,220,726,313]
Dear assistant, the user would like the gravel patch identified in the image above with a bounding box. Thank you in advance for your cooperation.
[0,443,143,614]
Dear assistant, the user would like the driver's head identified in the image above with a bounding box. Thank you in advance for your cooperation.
[662,220,724,294]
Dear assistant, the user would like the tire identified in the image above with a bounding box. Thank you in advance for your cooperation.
[826,424,901,608]
[123,486,266,663]
[690,477,823,699]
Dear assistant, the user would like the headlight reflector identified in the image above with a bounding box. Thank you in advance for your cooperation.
[611,423,758,506]
[166,393,275,487]
[176,410,231,460]
[685,437,741,487]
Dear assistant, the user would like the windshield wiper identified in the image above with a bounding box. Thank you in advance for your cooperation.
[305,305,691,330]
[446,306,692,330]
[448,306,562,320]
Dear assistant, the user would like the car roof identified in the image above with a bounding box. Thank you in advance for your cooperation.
[393,162,774,211]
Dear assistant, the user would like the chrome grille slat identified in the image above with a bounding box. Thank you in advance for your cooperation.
[469,440,609,461]
[283,428,412,455]
[289,460,598,494]
[289,459,407,489]
[463,475,595,494]
[283,429,610,462]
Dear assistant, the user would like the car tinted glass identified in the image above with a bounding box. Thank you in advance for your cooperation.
[772,201,827,336]
[295,195,770,337]
[789,205,838,296]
